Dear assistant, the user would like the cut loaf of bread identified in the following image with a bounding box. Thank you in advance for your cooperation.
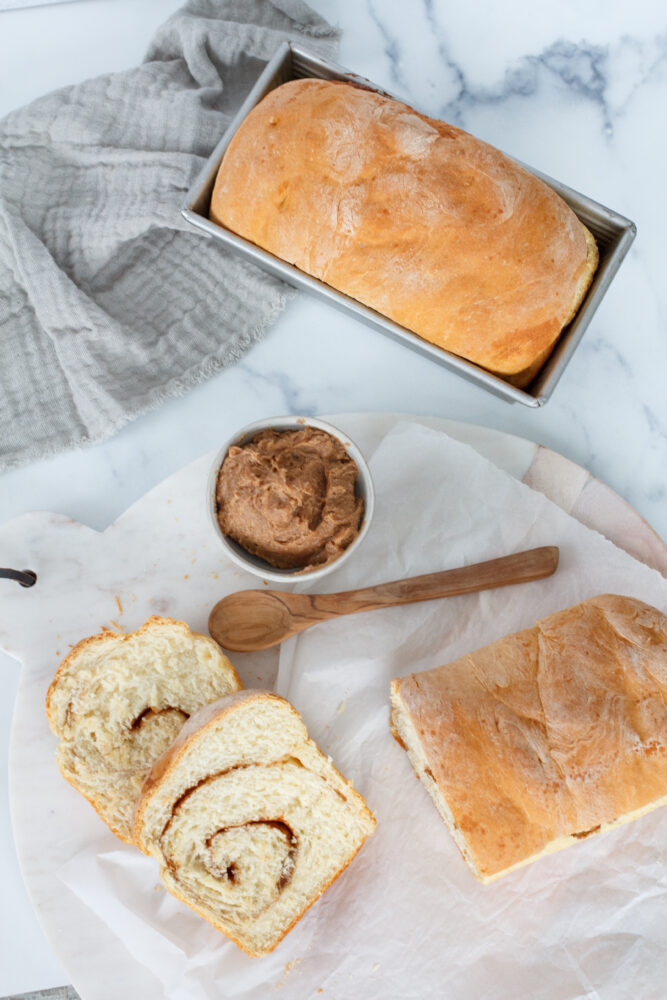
[211,78,599,386]
[391,594,667,883]
[46,616,241,843]
[135,690,376,956]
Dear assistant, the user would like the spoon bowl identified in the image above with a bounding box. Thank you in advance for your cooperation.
[208,590,308,652]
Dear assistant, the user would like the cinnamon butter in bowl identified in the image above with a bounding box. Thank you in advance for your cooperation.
[208,416,374,583]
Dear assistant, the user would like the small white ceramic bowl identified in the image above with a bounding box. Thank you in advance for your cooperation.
[207,416,375,585]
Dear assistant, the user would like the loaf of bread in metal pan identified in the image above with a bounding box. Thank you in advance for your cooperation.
[210,78,598,386]
[390,594,667,882]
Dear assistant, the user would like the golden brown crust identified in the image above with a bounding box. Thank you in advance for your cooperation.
[506,226,599,387]
[391,594,667,881]
[211,78,598,382]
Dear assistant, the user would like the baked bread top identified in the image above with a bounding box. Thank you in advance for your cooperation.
[391,594,667,882]
[211,78,598,385]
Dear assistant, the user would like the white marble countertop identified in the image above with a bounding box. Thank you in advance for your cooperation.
[1,0,665,995]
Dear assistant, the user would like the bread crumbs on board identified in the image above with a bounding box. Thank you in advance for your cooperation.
[276,958,301,988]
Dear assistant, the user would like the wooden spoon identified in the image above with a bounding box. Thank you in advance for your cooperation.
[208,545,558,651]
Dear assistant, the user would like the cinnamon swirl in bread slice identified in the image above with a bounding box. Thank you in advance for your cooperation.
[46,616,241,843]
[135,691,376,956]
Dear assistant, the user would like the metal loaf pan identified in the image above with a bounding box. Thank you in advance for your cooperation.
[182,42,636,407]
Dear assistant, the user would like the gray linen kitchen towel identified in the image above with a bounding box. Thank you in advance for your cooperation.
[0,0,339,469]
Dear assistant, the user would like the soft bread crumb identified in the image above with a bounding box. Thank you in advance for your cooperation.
[135,691,376,955]
[45,617,242,843]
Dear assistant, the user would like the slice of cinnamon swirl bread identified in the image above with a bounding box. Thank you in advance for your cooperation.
[46,616,242,843]
[134,691,376,956]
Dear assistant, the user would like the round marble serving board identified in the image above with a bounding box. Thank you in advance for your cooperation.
[0,412,665,1000]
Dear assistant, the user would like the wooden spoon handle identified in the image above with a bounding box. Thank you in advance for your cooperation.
[314,546,559,617]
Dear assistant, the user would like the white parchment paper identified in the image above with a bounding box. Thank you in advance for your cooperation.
[59,422,667,1000]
